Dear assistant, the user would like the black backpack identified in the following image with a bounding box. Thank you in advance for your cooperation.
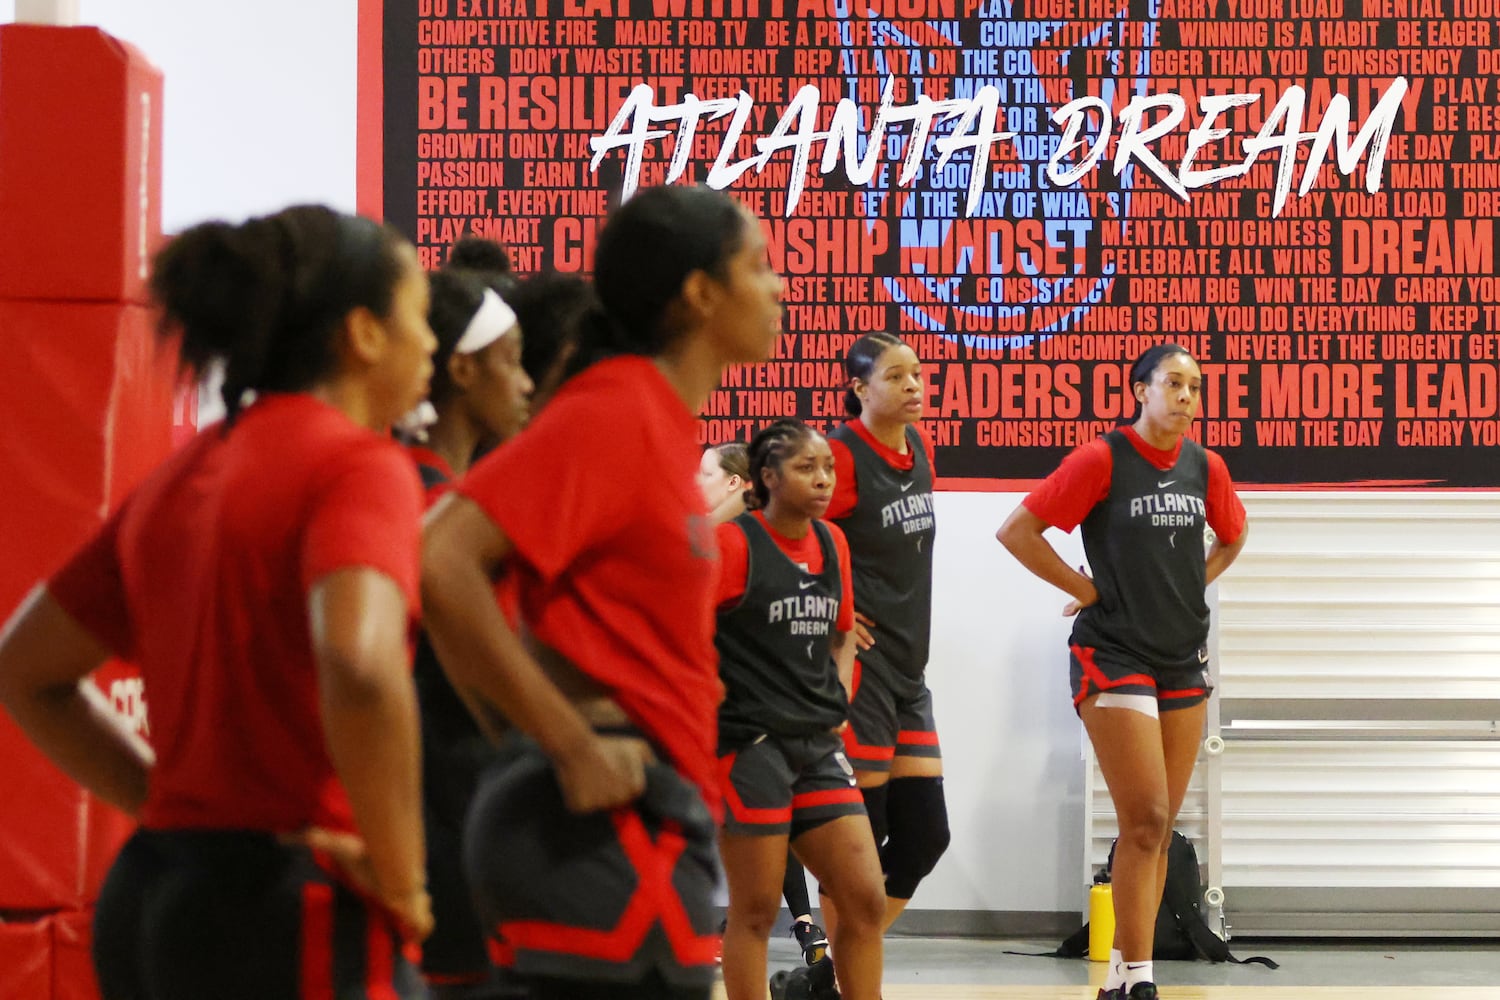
[1051,831,1278,967]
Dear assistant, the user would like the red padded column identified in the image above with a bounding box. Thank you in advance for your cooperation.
[0,24,173,1000]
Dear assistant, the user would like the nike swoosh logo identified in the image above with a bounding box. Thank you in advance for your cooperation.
[901,482,915,492]
[799,579,817,589]
[1158,479,1176,488]
[1198,647,1209,663]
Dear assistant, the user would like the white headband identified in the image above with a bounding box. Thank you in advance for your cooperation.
[453,288,517,355]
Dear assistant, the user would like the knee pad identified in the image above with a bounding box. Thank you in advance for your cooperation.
[881,777,951,900]
[860,782,889,847]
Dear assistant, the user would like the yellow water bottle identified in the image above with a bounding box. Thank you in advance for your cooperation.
[1088,878,1115,962]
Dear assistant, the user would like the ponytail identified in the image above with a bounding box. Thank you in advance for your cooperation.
[561,185,747,386]
[150,205,407,423]
[447,234,513,275]
[509,273,598,393]
[561,303,634,382]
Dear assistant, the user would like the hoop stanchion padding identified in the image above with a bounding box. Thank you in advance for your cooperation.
[0,25,171,1000]
[0,24,163,302]
[0,301,176,617]
[0,302,174,918]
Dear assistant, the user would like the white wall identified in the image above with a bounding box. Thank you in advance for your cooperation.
[926,493,1091,916]
[2,0,1100,919]
[4,0,359,230]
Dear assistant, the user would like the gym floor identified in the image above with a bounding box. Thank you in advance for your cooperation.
[716,934,1500,998]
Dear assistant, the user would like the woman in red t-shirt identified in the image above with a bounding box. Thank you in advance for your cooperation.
[0,206,438,999]
[714,419,886,1000]
[998,344,1248,1000]
[421,185,783,1000]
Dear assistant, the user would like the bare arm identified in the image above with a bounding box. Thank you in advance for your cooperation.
[996,505,1098,616]
[421,495,651,812]
[0,587,153,814]
[1206,519,1249,586]
[309,568,430,941]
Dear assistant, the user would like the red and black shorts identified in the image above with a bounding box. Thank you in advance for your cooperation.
[1069,643,1213,713]
[93,828,421,1000]
[463,739,721,991]
[841,660,941,771]
[717,730,866,839]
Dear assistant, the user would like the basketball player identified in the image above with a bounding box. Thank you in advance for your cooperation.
[997,344,1248,1000]
[0,205,437,998]
[420,185,783,1000]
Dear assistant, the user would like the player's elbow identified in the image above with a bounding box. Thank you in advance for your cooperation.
[995,511,1030,555]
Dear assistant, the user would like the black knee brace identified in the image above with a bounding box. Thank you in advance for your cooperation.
[881,776,951,900]
[861,782,889,847]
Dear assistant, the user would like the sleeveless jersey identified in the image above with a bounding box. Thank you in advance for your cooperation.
[1071,430,1211,671]
[406,457,486,755]
[829,423,936,682]
[715,515,848,748]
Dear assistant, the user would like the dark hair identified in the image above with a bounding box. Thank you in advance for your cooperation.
[425,268,495,408]
[150,204,408,423]
[507,272,598,391]
[744,419,819,510]
[566,185,748,380]
[448,235,513,275]
[1130,343,1196,388]
[843,332,908,416]
[712,442,750,483]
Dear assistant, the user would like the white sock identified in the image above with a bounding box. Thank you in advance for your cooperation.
[1103,950,1125,990]
[1124,960,1154,990]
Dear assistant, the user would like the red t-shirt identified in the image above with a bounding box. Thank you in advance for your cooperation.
[48,394,425,834]
[715,512,856,633]
[1023,426,1246,543]
[826,419,937,520]
[456,356,723,816]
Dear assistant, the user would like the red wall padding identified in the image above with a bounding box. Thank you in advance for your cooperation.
[0,24,163,303]
[0,24,170,1000]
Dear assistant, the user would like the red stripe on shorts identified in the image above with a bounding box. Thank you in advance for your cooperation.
[487,936,517,968]
[792,787,865,810]
[841,725,897,762]
[718,752,794,825]
[365,911,399,1000]
[1071,643,1155,707]
[896,730,940,746]
[300,882,335,999]
[497,811,718,966]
